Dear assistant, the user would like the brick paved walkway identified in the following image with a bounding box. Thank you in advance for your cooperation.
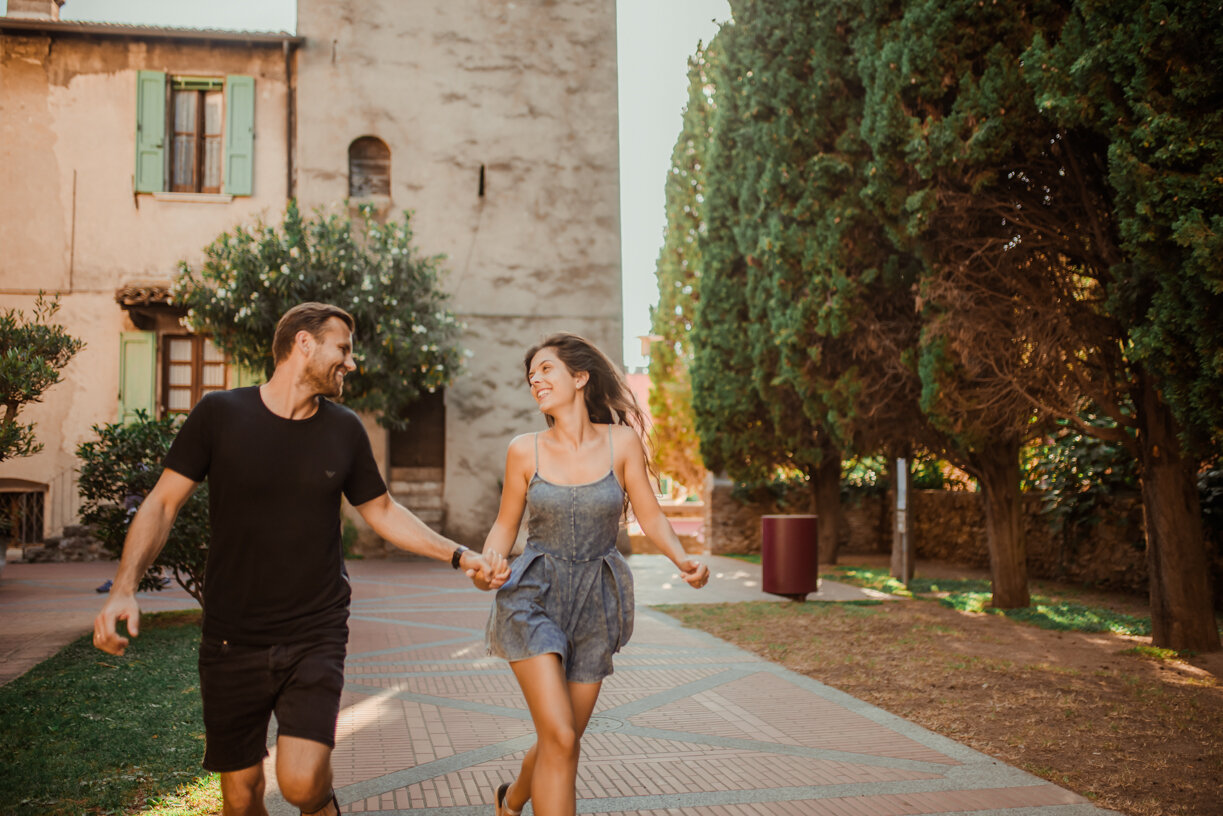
[0,557,1116,815]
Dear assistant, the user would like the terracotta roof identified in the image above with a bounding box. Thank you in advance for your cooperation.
[0,17,302,44]
[115,282,174,308]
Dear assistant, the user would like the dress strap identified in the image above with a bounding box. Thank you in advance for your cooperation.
[608,424,614,470]
[533,432,541,478]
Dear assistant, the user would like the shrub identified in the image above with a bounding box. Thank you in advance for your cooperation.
[0,293,84,460]
[77,412,208,605]
[172,201,464,429]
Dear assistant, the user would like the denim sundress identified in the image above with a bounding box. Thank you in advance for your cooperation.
[486,428,635,682]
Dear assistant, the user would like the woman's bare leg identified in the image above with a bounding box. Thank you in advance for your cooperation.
[505,656,605,816]
[503,677,603,815]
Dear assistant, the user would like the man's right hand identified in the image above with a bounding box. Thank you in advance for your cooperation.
[94,592,141,656]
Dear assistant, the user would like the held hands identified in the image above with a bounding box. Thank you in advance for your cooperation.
[467,549,510,590]
[93,592,141,656]
[677,558,710,589]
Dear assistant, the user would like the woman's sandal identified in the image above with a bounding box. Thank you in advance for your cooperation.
[495,781,521,816]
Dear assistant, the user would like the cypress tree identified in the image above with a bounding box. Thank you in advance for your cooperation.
[855,0,1093,607]
[648,43,716,494]
[692,23,824,500]
[1024,0,1223,650]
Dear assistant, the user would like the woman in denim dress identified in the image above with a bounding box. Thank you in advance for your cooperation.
[474,333,709,816]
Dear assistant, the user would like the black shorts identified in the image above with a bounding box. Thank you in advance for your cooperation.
[197,635,347,773]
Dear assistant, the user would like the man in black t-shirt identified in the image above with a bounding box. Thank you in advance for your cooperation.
[94,303,509,816]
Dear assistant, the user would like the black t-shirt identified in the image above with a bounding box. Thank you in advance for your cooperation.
[164,386,387,645]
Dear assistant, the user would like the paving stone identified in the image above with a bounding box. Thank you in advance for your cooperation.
[0,558,1118,816]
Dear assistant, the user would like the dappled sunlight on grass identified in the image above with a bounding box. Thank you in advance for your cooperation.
[142,774,222,816]
[830,565,1156,637]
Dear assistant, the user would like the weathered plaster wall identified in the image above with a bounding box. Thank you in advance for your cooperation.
[0,31,290,534]
[1,35,290,291]
[296,0,622,545]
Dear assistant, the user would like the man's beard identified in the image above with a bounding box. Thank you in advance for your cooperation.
[305,360,345,398]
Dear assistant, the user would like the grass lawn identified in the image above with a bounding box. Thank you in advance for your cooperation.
[0,610,217,816]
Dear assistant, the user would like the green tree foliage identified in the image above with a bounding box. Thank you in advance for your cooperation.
[649,44,715,493]
[1024,414,1140,548]
[683,0,1220,642]
[77,412,208,605]
[173,201,464,429]
[1019,0,1223,649]
[1027,1,1223,455]
[854,0,1126,608]
[691,27,782,486]
[0,294,84,461]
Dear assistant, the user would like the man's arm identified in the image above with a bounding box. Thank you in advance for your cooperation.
[355,494,509,586]
[93,469,198,655]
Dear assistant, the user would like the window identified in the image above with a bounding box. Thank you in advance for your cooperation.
[162,335,229,415]
[171,78,225,193]
[119,329,262,425]
[0,490,45,544]
[134,71,254,196]
[348,136,391,197]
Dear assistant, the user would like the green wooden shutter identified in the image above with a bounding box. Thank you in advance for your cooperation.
[224,75,255,196]
[134,71,166,193]
[118,331,157,424]
[229,362,266,388]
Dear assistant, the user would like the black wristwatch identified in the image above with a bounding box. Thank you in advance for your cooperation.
[451,546,468,569]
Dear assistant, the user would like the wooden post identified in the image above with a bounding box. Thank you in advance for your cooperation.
[890,457,914,584]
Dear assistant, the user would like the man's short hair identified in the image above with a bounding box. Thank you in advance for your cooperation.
[272,303,356,363]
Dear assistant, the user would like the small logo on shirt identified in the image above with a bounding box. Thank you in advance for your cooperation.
[325,470,336,479]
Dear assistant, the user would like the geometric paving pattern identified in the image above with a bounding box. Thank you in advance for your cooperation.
[262,558,1118,816]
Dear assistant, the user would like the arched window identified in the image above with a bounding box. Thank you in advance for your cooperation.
[348,136,390,197]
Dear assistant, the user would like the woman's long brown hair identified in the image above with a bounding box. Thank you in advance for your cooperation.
[524,333,657,504]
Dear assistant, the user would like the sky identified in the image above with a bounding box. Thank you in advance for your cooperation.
[14,0,732,370]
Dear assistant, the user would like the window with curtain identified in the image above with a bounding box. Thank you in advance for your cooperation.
[134,72,254,196]
[163,335,228,414]
[170,77,225,193]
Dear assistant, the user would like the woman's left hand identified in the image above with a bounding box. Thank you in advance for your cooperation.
[678,558,710,589]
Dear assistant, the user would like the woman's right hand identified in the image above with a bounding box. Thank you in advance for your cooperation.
[677,558,710,589]
[468,549,509,590]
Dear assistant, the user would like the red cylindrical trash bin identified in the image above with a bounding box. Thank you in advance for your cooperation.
[761,514,819,600]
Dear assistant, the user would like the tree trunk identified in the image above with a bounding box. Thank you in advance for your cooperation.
[1137,376,1220,652]
[970,439,1030,609]
[812,450,842,565]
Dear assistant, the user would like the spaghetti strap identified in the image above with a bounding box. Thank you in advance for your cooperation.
[607,424,614,470]
[534,432,541,478]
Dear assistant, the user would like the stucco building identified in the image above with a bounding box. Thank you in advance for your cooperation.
[0,0,622,550]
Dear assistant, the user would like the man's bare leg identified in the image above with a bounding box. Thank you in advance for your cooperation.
[220,763,269,816]
[276,734,338,815]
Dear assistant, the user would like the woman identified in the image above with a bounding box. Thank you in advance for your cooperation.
[475,332,709,816]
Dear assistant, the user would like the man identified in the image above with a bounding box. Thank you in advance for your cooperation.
[94,302,509,816]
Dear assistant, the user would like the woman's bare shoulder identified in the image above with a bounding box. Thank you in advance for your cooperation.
[507,432,536,458]
[609,424,644,453]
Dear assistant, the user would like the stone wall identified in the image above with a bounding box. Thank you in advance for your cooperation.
[708,481,1214,599]
[296,0,622,547]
